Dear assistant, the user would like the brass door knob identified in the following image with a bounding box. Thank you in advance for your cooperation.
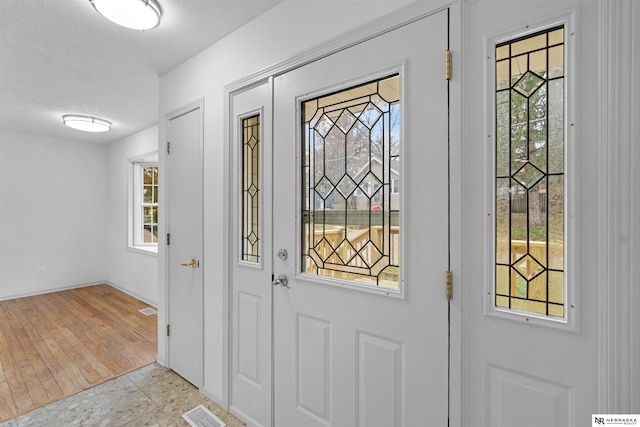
[180,259,198,268]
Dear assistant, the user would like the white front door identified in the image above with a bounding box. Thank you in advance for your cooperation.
[229,82,273,427]
[272,10,450,427]
[167,102,204,388]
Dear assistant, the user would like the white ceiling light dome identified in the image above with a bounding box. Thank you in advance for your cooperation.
[62,115,112,132]
[89,0,162,31]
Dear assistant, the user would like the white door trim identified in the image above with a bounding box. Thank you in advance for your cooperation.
[224,0,455,95]
[223,0,463,422]
[597,0,639,413]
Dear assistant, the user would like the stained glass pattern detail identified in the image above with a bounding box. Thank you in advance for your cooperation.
[302,75,400,289]
[494,27,565,317]
[242,115,260,263]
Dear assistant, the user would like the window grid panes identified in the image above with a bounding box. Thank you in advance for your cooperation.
[302,75,400,289]
[495,26,565,317]
[242,115,261,263]
[141,165,159,244]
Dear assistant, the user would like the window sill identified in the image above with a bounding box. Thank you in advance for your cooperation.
[128,245,158,256]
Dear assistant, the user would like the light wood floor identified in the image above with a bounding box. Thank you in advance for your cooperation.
[0,284,157,422]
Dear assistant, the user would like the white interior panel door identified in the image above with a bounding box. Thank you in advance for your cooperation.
[167,103,203,388]
[230,82,273,427]
[273,10,449,427]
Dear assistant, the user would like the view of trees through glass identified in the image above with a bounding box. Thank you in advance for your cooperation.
[494,27,565,317]
[301,75,401,289]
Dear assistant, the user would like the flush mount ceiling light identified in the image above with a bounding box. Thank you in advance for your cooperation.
[89,0,162,31]
[62,115,112,133]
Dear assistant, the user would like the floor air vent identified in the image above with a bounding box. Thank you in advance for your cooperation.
[139,307,157,316]
[182,405,226,427]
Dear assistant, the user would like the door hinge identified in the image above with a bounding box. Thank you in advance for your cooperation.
[166,233,170,245]
[445,49,452,81]
[446,270,453,300]
[166,324,170,337]
[166,141,171,155]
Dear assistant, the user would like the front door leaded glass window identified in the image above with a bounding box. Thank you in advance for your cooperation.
[495,26,565,317]
[302,75,400,289]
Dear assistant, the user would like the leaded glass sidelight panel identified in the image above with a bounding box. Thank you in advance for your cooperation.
[301,75,400,289]
[495,27,565,318]
[242,115,260,263]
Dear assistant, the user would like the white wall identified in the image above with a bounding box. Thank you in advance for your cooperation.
[159,0,414,402]
[0,131,107,299]
[0,125,159,305]
[105,125,159,306]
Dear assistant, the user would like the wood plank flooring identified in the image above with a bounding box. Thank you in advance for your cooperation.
[0,284,157,422]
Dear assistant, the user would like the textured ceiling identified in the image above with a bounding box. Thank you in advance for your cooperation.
[0,0,284,144]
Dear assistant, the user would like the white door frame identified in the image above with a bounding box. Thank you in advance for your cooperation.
[596,0,639,412]
[160,98,205,376]
[223,0,463,420]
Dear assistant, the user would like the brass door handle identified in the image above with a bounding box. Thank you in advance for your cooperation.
[180,259,198,268]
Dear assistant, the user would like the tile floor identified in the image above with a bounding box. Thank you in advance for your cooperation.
[0,364,246,427]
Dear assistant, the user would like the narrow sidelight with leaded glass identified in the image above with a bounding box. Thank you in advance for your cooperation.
[495,27,565,317]
[242,115,261,263]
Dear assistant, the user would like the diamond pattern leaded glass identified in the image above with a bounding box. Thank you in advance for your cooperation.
[302,75,400,288]
[242,115,260,263]
[513,163,545,189]
[495,27,565,317]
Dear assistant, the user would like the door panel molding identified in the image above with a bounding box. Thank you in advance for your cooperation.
[487,364,573,427]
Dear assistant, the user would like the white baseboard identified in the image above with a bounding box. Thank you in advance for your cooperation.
[154,365,222,408]
[0,280,106,301]
[156,355,167,368]
[106,281,157,307]
[200,386,224,408]
[229,405,264,427]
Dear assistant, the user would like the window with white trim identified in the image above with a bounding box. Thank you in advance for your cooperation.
[131,156,159,252]
[391,179,400,194]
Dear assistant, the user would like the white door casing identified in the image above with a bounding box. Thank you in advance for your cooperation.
[273,10,450,427]
[167,101,204,388]
[229,81,273,427]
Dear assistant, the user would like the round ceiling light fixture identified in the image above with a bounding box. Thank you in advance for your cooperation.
[62,115,112,133]
[89,0,162,31]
